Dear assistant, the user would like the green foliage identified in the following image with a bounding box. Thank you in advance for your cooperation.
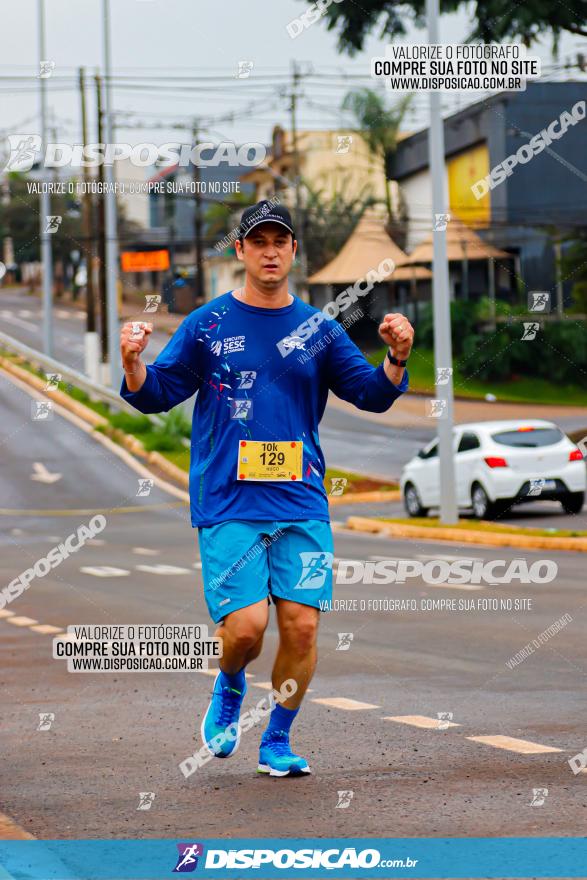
[304,0,587,54]
[109,412,153,434]
[303,183,378,274]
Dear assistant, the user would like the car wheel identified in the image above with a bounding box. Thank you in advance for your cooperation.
[561,491,585,515]
[471,483,494,520]
[404,483,429,518]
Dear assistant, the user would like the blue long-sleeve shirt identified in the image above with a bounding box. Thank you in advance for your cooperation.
[121,291,408,526]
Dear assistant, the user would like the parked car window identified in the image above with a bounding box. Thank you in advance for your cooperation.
[491,428,563,448]
[418,441,438,459]
[457,432,481,452]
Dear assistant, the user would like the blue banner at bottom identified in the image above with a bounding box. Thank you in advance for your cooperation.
[1,838,586,879]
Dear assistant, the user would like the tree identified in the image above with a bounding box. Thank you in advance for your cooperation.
[303,181,377,274]
[302,0,587,52]
[341,88,412,226]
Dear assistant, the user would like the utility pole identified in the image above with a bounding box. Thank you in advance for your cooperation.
[79,67,100,382]
[427,0,458,524]
[102,0,120,389]
[38,0,53,356]
[192,120,205,305]
[95,73,108,365]
[289,61,307,300]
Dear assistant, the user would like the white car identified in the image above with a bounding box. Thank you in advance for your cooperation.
[401,419,586,519]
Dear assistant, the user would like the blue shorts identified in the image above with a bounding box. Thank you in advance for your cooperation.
[197,520,334,623]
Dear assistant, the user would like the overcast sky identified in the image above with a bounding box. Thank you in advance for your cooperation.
[2,0,585,150]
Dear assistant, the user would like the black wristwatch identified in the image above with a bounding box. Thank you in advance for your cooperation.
[387,350,408,368]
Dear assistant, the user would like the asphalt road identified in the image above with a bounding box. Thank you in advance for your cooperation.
[1,365,586,840]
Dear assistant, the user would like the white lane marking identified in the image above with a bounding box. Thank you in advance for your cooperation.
[80,566,130,577]
[2,314,37,331]
[132,547,160,556]
[467,735,562,754]
[311,697,379,711]
[383,714,460,729]
[86,538,106,546]
[18,309,33,318]
[199,669,255,679]
[0,610,15,619]
[7,616,39,627]
[413,554,485,562]
[135,564,192,575]
[30,624,63,634]
[193,562,203,569]
[251,681,273,689]
[31,462,62,484]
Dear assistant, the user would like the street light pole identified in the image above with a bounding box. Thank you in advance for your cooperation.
[102,0,121,389]
[38,0,53,357]
[427,0,458,524]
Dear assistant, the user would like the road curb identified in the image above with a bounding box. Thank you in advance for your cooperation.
[0,356,190,489]
[345,515,587,551]
[329,489,401,505]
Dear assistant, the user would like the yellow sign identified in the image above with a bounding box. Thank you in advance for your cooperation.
[237,440,303,482]
[448,143,490,227]
[120,250,170,272]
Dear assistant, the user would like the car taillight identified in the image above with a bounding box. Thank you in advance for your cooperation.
[569,449,583,462]
[484,456,508,468]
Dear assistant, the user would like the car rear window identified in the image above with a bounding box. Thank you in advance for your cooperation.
[491,428,564,448]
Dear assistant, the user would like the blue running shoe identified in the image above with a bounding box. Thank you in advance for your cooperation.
[201,672,246,758]
[258,729,311,777]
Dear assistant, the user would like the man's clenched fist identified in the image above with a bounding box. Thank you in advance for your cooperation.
[120,321,153,371]
[378,313,414,361]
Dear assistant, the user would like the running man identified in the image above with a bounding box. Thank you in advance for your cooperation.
[120,201,414,776]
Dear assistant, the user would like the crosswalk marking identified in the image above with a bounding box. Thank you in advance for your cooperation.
[311,697,379,711]
[383,714,460,729]
[30,624,63,634]
[135,564,192,575]
[7,616,39,627]
[80,566,130,577]
[132,547,160,556]
[467,735,562,754]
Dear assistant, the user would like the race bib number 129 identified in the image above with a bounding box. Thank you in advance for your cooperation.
[237,440,303,482]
